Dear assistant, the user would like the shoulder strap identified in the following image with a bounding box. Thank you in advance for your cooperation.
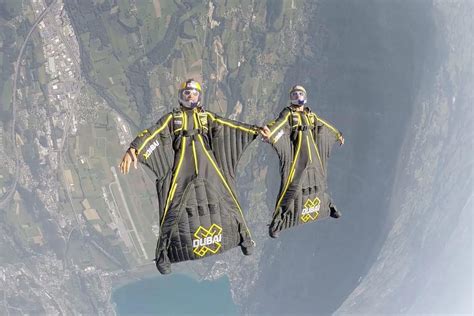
[288,107,304,130]
[285,106,300,129]
[308,111,316,125]
[172,108,183,134]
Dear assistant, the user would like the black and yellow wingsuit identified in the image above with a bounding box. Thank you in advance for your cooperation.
[264,85,343,238]
[129,81,259,274]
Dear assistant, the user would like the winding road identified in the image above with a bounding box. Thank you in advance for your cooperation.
[0,0,58,210]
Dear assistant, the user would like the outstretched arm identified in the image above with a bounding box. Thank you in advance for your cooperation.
[261,108,292,143]
[207,112,260,135]
[119,113,174,174]
[313,114,344,145]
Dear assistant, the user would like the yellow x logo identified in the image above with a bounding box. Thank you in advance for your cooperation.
[300,197,321,223]
[193,224,223,257]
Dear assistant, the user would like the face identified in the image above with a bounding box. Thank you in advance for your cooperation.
[290,90,307,107]
[290,90,306,101]
[182,89,200,103]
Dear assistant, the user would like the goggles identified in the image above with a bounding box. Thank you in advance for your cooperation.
[290,91,306,99]
[182,89,200,97]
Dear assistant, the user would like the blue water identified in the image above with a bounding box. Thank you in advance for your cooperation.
[113,274,238,315]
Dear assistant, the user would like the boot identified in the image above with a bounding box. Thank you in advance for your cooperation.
[329,204,342,219]
[269,225,280,238]
[155,249,172,274]
[240,239,256,255]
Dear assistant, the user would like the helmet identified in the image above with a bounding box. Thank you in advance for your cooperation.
[178,79,202,109]
[289,85,307,106]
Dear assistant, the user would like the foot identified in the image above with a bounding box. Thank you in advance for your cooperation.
[330,205,341,219]
[241,240,256,255]
[156,260,172,274]
[155,254,172,274]
[269,226,280,238]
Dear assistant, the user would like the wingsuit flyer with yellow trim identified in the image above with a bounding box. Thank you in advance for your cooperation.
[261,85,344,238]
[120,81,345,273]
[120,79,259,274]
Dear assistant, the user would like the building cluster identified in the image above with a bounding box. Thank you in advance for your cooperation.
[0,253,116,314]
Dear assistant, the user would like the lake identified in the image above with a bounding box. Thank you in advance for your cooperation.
[113,274,238,315]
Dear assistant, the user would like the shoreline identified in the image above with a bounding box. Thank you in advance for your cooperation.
[111,262,205,292]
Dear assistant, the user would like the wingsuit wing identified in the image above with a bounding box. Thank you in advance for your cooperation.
[312,115,342,177]
[129,113,174,220]
[200,113,260,256]
[206,112,259,182]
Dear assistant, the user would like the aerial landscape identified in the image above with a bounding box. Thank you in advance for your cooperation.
[0,0,471,314]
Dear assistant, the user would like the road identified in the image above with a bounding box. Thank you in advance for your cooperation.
[0,0,58,210]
